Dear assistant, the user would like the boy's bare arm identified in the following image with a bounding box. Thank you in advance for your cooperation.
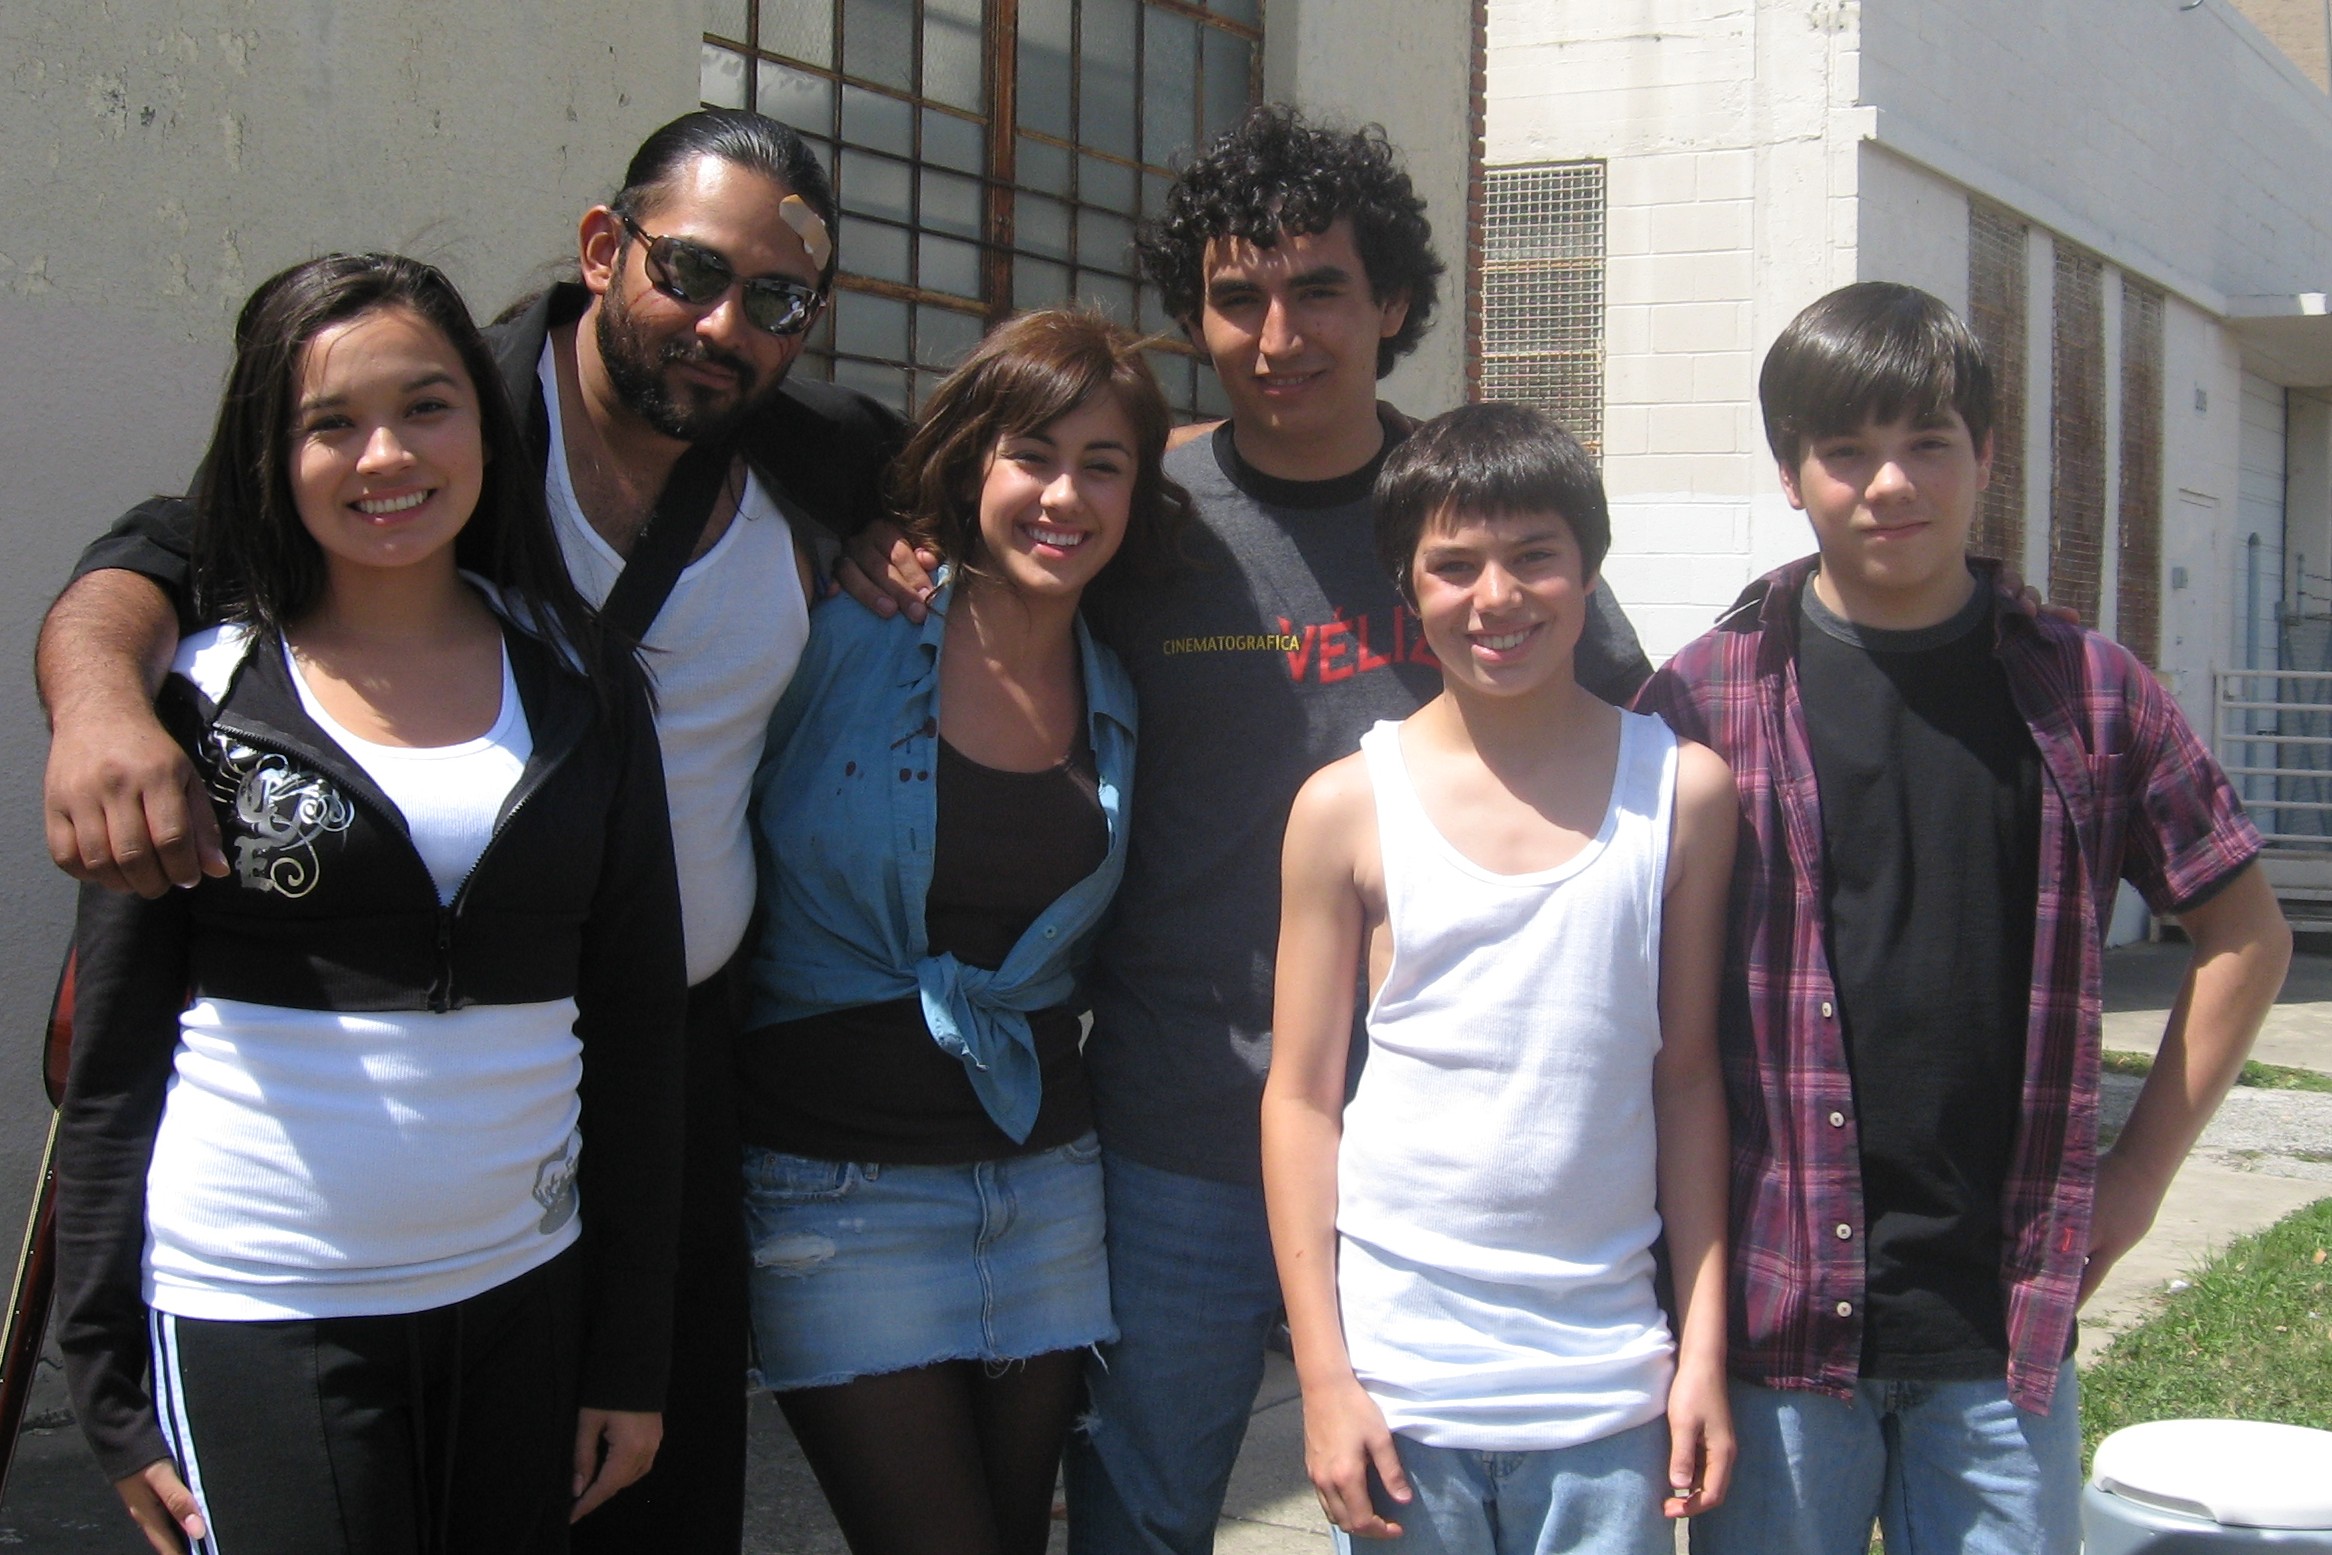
[37,571,224,898]
[1260,757,1410,1541]
[2082,862,2290,1302]
[1652,740,1738,1517]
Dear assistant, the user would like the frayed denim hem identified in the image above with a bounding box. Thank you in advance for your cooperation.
[753,1331,1118,1394]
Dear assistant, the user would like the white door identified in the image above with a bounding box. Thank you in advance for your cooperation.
[2237,372,2288,675]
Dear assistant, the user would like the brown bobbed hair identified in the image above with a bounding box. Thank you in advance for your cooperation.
[890,308,1190,588]
[1374,403,1611,609]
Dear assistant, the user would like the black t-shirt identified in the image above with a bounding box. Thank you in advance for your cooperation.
[738,731,1107,1165]
[1796,575,2042,1380]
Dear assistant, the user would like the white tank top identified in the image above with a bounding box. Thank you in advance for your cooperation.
[285,638,531,904]
[538,345,811,983]
[1335,711,1679,1451]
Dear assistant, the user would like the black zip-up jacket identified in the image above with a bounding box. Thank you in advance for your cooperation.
[56,618,687,1482]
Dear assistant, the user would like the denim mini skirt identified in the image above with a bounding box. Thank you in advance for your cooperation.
[741,1133,1116,1391]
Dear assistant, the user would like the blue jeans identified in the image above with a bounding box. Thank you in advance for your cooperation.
[1332,1418,1674,1555]
[1063,1150,1284,1555]
[1690,1374,2083,1555]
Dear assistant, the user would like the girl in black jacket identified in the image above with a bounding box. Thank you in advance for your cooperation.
[54,254,686,1555]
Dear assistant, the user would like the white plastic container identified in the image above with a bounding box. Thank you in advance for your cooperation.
[2084,1420,2332,1552]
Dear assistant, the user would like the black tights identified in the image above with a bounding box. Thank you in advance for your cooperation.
[778,1349,1085,1555]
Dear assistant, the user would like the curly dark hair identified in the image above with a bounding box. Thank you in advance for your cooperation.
[1133,104,1443,379]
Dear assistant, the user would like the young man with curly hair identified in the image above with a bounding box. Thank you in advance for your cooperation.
[1075,109,1658,1554]
[852,103,1653,1554]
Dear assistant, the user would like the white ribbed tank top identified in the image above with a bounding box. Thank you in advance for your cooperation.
[537,344,808,984]
[1336,711,1679,1450]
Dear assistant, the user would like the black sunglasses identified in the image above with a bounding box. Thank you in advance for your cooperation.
[621,216,824,337]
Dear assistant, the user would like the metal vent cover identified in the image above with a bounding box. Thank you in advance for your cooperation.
[1479,161,1605,457]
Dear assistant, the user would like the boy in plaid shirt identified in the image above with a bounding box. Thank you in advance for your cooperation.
[1637,281,2291,1555]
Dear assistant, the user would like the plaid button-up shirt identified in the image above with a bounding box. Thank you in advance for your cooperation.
[1636,557,2260,1413]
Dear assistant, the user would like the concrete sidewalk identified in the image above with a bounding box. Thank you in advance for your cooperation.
[2078,937,2332,1360]
[3,943,2326,1552]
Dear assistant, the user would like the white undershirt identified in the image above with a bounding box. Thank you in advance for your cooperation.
[1336,714,1679,1451]
[285,639,531,904]
[536,343,811,983]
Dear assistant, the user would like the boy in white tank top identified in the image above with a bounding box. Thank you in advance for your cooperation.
[1262,405,1738,1554]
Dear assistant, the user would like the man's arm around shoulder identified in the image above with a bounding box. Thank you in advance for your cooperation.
[37,568,223,897]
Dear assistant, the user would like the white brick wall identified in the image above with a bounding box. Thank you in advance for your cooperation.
[1487,0,1856,656]
[1854,148,1969,313]
[1485,0,2332,665]
[1859,0,2332,309]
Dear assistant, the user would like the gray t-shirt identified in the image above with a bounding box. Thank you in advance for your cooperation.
[1082,421,1651,1185]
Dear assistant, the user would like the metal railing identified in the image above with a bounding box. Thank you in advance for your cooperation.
[2215,668,2332,859]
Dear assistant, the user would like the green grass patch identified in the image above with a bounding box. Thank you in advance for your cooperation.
[2079,1196,2332,1466]
[2099,1049,2332,1093]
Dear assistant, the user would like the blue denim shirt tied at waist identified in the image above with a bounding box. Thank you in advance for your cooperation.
[744,579,1136,1143]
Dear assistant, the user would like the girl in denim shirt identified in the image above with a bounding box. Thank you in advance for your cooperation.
[738,309,1187,1555]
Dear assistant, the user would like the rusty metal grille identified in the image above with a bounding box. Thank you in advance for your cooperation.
[2118,277,2165,666]
[1477,161,1605,457]
[2050,241,2107,625]
[704,0,1262,416]
[1967,199,2028,567]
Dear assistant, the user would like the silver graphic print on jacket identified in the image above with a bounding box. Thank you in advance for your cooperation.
[208,733,355,897]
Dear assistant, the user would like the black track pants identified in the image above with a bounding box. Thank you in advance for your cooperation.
[151,1249,582,1555]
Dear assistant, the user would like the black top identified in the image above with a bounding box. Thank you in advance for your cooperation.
[739,732,1108,1165]
[1796,576,2043,1380]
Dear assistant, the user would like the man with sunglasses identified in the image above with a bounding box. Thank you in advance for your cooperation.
[35,108,902,1555]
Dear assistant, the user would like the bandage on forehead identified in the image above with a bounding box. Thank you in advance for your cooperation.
[779,195,834,273]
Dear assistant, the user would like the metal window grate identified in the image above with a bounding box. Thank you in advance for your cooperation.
[2050,241,2107,625]
[705,0,1262,416]
[1478,162,1604,457]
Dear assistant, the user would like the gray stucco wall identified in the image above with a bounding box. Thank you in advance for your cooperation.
[0,0,700,1271]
